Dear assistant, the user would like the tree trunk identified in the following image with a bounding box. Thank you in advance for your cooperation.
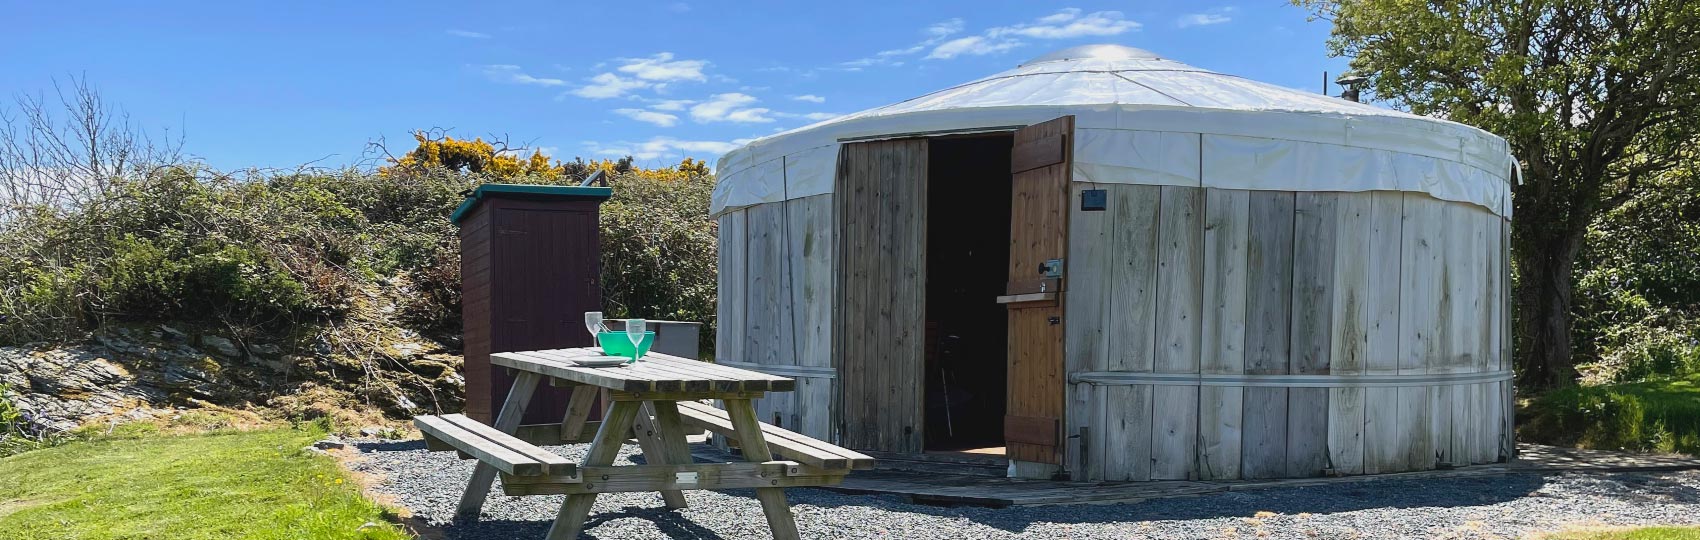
[1512,216,1587,389]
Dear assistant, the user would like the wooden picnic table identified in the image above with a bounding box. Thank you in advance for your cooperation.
[416,347,872,540]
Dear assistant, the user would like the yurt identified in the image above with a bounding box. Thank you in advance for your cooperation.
[709,44,1515,481]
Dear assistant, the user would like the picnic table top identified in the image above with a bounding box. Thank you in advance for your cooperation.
[491,348,795,394]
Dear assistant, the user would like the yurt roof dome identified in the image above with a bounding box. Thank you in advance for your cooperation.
[711,44,1515,219]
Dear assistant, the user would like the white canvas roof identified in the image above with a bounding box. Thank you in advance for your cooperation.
[711,44,1514,218]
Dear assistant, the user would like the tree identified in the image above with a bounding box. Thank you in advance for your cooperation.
[1298,0,1700,389]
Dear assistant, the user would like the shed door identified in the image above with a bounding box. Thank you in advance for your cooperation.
[835,139,928,454]
[1001,116,1073,465]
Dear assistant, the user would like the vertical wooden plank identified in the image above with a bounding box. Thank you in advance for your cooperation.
[788,195,835,440]
[1098,184,1160,481]
[1152,186,1202,480]
[1476,209,1499,465]
[717,212,748,365]
[1201,188,1250,480]
[1241,191,1294,479]
[1287,192,1336,478]
[1327,192,1371,476]
[1399,193,1443,470]
[890,141,928,454]
[1106,184,1162,373]
[1500,217,1516,460]
[1066,183,1114,480]
[746,203,795,429]
[1444,204,1474,466]
[1100,385,1153,481]
[1363,191,1405,474]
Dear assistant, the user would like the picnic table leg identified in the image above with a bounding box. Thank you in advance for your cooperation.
[723,398,802,540]
[546,400,643,540]
[649,401,696,471]
[631,402,688,509]
[456,371,542,521]
[559,385,601,442]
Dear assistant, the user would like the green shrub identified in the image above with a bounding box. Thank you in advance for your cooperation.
[1522,375,1700,454]
[0,161,720,354]
[599,172,719,354]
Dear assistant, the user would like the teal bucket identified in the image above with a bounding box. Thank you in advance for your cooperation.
[597,331,655,360]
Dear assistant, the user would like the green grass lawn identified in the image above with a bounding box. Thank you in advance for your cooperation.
[0,423,410,540]
[1522,374,1700,454]
[1548,527,1700,539]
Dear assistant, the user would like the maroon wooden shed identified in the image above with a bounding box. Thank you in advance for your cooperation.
[452,183,612,424]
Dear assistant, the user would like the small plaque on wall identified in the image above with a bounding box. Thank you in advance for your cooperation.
[1081,189,1107,211]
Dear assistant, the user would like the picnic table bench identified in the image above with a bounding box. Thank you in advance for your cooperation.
[414,347,873,540]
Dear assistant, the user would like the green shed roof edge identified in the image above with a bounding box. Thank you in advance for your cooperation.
[450,183,613,224]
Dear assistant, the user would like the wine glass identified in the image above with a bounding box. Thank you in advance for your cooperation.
[625,319,646,362]
[584,312,604,339]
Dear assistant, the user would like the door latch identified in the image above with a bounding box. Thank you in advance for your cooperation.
[1047,316,1061,325]
[1038,258,1064,278]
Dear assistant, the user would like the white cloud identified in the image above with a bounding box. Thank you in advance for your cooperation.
[613,108,680,127]
[927,18,965,37]
[649,99,695,111]
[571,72,651,99]
[690,93,773,123]
[585,136,751,160]
[1035,8,1081,25]
[616,52,708,82]
[1176,8,1235,28]
[724,108,775,123]
[926,36,1022,59]
[800,112,840,121]
[842,18,967,68]
[667,2,691,13]
[447,29,490,39]
[483,65,566,87]
[791,94,826,103]
[921,8,1143,60]
[994,9,1140,38]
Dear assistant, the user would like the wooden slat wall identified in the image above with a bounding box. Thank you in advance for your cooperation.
[1200,188,1249,480]
[1151,186,1202,480]
[835,139,928,454]
[1065,183,1113,480]
[1362,192,1405,474]
[717,211,747,368]
[745,203,796,430]
[1241,191,1295,479]
[1327,192,1372,476]
[787,195,836,440]
[1098,184,1161,481]
[1287,192,1336,477]
[1076,189,1509,481]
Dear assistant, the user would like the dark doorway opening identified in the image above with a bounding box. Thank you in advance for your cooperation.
[923,134,1014,454]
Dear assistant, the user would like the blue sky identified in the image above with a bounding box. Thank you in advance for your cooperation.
[2,1,1350,171]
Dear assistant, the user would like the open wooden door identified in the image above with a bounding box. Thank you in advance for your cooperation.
[835,139,928,454]
[999,116,1073,466]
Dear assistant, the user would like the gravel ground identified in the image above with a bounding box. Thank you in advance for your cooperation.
[348,439,1700,539]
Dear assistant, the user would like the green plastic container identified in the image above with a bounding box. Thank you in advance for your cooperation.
[597,331,655,360]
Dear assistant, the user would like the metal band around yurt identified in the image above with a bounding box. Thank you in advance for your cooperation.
[1070,370,1513,388]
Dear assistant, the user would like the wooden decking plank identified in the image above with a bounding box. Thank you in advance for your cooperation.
[644,358,762,392]
[415,415,546,476]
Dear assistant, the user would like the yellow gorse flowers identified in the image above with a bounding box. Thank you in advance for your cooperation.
[384,132,711,182]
